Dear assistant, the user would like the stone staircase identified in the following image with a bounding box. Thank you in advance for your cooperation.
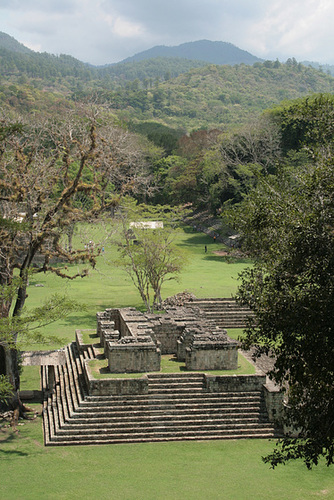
[42,343,278,446]
[188,298,253,329]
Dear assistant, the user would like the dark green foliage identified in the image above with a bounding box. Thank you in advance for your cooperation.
[269,94,334,153]
[101,57,208,83]
[230,158,334,468]
[129,121,184,154]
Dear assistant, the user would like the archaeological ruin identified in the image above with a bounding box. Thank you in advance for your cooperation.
[23,296,284,446]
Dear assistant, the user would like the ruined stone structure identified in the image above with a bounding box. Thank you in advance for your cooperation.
[37,300,283,446]
[97,306,238,373]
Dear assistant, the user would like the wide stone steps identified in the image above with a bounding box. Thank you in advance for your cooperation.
[42,342,278,446]
[59,411,267,426]
[84,392,261,403]
[48,427,276,446]
[71,402,266,417]
[78,394,263,410]
[188,298,253,328]
[55,422,274,438]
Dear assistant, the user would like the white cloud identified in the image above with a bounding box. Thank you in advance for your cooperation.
[249,0,334,62]
[113,17,145,38]
[1,0,334,64]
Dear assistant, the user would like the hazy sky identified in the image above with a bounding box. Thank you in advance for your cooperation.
[1,0,333,65]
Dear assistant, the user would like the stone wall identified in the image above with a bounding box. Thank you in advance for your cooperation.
[96,306,241,374]
[107,335,161,373]
[185,331,238,371]
[263,381,284,424]
[150,321,185,354]
[204,374,267,392]
[84,360,149,396]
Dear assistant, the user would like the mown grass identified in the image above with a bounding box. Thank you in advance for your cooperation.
[20,225,249,350]
[0,413,333,500]
[4,224,334,499]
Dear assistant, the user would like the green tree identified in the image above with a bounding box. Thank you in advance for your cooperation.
[113,200,187,312]
[229,158,334,468]
[0,287,80,408]
[269,93,334,154]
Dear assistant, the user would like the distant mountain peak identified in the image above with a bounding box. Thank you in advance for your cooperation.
[119,40,263,66]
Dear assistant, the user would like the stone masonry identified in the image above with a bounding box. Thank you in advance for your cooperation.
[97,306,239,373]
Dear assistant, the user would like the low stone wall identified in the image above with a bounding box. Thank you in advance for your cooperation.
[150,321,185,354]
[84,360,149,396]
[107,336,161,373]
[185,332,238,371]
[204,374,266,392]
[97,321,115,342]
[75,329,96,353]
[263,381,284,424]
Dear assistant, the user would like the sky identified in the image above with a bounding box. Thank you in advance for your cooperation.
[1,0,334,66]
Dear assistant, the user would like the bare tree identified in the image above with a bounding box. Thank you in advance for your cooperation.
[0,106,146,406]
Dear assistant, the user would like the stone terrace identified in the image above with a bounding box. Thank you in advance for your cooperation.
[41,304,283,446]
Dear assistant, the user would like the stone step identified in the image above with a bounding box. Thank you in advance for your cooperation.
[82,395,263,408]
[56,421,275,436]
[148,381,205,387]
[148,385,204,394]
[72,404,264,418]
[193,304,249,311]
[49,426,277,445]
[84,390,261,402]
[47,432,277,446]
[60,412,268,427]
[147,373,204,380]
[42,341,277,447]
[83,393,262,403]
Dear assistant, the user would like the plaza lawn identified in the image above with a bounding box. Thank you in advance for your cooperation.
[20,225,250,351]
[0,414,333,500]
[4,224,334,499]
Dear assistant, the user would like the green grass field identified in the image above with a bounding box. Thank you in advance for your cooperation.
[20,226,250,350]
[2,225,334,500]
[0,414,333,500]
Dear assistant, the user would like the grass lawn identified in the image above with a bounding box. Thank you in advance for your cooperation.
[20,225,250,350]
[3,224,334,499]
[0,414,333,500]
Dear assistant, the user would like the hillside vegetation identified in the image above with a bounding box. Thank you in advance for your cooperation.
[0,32,333,131]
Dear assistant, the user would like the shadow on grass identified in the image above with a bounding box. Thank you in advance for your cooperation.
[203,255,251,265]
[98,366,110,375]
[178,234,214,247]
[0,431,29,457]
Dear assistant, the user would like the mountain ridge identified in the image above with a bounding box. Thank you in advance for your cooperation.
[119,40,263,66]
[0,31,34,55]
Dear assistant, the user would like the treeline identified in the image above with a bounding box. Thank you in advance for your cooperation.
[146,93,334,213]
[1,38,334,132]
[72,61,334,130]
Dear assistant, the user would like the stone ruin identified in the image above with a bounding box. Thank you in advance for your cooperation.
[96,305,239,374]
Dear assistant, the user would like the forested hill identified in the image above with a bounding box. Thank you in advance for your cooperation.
[94,61,334,130]
[0,34,261,85]
[1,32,334,131]
[119,40,263,65]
